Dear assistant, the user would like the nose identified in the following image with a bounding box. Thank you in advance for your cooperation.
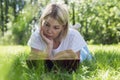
[47,27,53,34]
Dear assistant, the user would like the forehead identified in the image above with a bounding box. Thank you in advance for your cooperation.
[44,16,61,26]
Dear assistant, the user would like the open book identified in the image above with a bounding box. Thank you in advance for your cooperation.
[27,50,79,60]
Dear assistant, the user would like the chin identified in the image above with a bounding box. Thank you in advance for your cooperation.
[48,37,53,40]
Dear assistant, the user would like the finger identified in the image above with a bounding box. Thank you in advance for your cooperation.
[40,28,45,38]
[40,29,49,41]
[41,30,46,39]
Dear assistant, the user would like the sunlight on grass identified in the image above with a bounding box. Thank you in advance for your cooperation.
[88,44,120,54]
[0,45,30,54]
[0,45,120,80]
[0,55,15,80]
[94,68,120,80]
[0,45,30,80]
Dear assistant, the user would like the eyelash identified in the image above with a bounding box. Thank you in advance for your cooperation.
[44,22,60,29]
[54,27,59,29]
[44,23,49,27]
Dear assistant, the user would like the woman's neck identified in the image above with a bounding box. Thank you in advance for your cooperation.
[53,40,60,49]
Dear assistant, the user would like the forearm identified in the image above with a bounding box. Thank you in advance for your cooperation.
[45,45,53,59]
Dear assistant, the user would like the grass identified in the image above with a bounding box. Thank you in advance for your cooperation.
[0,45,120,80]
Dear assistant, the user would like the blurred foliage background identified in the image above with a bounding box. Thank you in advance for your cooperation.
[0,0,120,45]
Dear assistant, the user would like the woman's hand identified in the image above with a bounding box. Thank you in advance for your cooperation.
[40,27,53,58]
[40,28,53,47]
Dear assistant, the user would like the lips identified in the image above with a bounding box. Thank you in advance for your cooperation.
[45,34,53,39]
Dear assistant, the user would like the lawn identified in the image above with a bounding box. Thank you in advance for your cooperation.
[0,45,120,80]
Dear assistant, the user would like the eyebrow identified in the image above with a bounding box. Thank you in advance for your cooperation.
[45,21,61,27]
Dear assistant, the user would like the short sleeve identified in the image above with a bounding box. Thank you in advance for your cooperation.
[71,30,87,52]
[27,30,46,50]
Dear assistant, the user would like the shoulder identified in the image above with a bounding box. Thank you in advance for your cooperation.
[28,28,42,44]
[32,29,39,36]
[70,28,79,33]
[31,28,41,39]
[67,28,86,43]
[63,28,82,43]
[27,28,46,50]
[67,28,81,37]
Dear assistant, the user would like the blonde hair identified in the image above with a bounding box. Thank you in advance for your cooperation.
[39,3,69,39]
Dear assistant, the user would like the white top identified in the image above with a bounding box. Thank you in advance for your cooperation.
[27,28,87,56]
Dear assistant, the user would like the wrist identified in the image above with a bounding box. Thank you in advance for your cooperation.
[47,43,53,49]
[46,45,53,59]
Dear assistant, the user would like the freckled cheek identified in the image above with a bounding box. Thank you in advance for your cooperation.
[41,27,47,32]
[55,31,61,36]
[41,28,47,35]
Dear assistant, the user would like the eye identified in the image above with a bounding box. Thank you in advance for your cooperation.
[54,26,60,29]
[44,22,50,27]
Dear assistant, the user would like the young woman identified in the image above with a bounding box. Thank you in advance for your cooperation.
[27,3,92,73]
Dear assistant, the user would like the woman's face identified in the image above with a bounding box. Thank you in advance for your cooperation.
[41,17,64,40]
